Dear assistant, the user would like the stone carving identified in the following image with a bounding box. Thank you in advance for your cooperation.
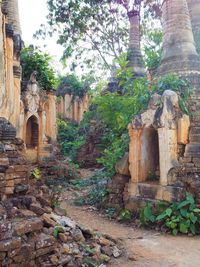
[23,72,40,113]
[154,90,179,129]
[131,90,181,131]
[29,70,37,83]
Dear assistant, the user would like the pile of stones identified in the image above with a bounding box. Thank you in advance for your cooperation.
[0,119,29,199]
[0,181,122,267]
[0,118,122,266]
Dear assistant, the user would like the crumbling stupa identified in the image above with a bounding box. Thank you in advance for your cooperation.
[125,0,200,210]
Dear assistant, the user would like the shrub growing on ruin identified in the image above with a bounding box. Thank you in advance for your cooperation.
[57,74,91,98]
[20,46,57,90]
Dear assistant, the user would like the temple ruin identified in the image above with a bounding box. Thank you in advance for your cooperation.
[125,0,200,209]
[0,0,57,162]
[57,93,90,123]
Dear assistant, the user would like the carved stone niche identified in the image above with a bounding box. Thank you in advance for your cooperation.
[128,90,190,192]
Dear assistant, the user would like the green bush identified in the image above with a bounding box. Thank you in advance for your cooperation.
[153,74,192,115]
[118,208,132,221]
[140,194,200,235]
[97,132,129,176]
[57,119,86,160]
[57,53,192,178]
[142,29,163,72]
[20,46,57,90]
[57,74,91,98]
[73,169,110,207]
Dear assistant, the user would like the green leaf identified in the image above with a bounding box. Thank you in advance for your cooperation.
[193,208,200,213]
[189,213,197,224]
[179,223,189,234]
[53,225,64,238]
[166,208,172,217]
[156,212,167,221]
[190,224,196,235]
[180,208,188,218]
[172,229,178,236]
[177,199,191,209]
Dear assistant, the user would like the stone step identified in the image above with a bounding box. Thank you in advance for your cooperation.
[125,183,184,211]
[184,144,200,157]
[136,183,183,202]
[137,182,160,200]
[189,134,200,143]
[189,127,200,134]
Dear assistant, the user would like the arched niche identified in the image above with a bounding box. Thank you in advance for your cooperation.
[26,115,39,148]
[140,127,159,182]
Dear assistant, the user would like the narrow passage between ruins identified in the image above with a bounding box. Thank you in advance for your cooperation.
[60,168,200,267]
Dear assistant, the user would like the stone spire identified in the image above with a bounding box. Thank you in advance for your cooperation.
[128,11,146,77]
[187,0,200,54]
[158,0,200,76]
[2,0,21,35]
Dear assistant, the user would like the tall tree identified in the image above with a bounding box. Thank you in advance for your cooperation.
[36,0,129,73]
[36,0,161,77]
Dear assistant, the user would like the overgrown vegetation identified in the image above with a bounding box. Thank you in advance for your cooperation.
[72,169,109,207]
[140,194,200,235]
[20,46,57,90]
[153,74,192,115]
[142,28,163,71]
[57,119,87,160]
[57,74,91,98]
[58,52,192,178]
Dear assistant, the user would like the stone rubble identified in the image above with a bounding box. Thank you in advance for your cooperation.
[0,118,122,267]
[0,178,123,267]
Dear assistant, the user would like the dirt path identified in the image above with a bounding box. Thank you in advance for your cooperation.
[60,200,200,267]
[60,169,200,267]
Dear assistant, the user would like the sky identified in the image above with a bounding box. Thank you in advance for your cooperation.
[18,0,65,74]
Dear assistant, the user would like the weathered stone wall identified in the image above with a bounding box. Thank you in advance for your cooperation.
[18,80,57,162]
[158,0,200,76]
[0,3,57,163]
[0,118,29,200]
[187,0,200,54]
[0,3,22,136]
[57,94,90,123]
[0,10,6,118]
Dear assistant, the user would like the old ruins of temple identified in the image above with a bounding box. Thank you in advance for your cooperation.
[0,0,57,163]
[0,2,117,266]
[57,93,90,123]
[124,0,200,209]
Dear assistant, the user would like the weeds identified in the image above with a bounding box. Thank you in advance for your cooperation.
[32,168,41,180]
[140,194,200,235]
